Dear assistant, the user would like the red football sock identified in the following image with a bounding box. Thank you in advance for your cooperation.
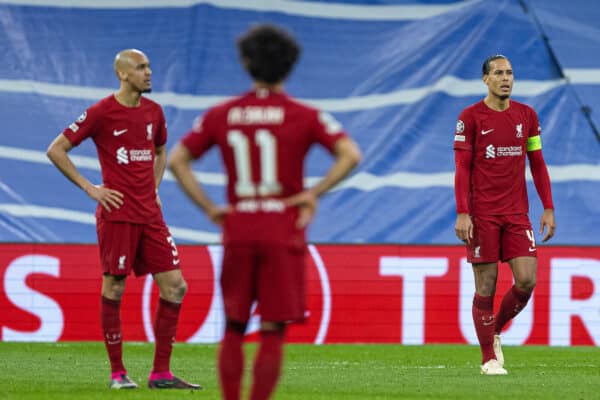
[495,285,532,334]
[152,298,181,373]
[219,328,245,400]
[101,296,125,373]
[472,293,495,364]
[249,330,285,400]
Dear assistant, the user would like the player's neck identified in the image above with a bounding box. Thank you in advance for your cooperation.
[483,95,510,112]
[253,82,284,93]
[114,89,142,107]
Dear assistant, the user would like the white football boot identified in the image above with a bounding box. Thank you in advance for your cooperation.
[480,359,508,375]
[493,334,504,367]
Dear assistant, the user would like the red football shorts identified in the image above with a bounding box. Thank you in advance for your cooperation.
[220,243,306,324]
[467,214,537,263]
[96,218,181,277]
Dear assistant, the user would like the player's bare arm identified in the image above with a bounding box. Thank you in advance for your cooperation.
[310,137,361,197]
[167,143,229,226]
[285,137,361,228]
[47,133,124,212]
[154,144,167,207]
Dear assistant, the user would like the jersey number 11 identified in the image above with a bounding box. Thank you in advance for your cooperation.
[227,129,282,197]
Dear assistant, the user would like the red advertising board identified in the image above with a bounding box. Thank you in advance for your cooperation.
[1,244,598,345]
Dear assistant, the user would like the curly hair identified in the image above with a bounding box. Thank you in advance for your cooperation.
[237,24,301,84]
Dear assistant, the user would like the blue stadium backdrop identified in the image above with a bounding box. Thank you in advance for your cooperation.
[0,0,598,245]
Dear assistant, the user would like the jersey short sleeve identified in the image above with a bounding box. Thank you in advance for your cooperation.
[453,108,475,151]
[312,110,348,152]
[181,110,217,159]
[154,106,168,147]
[62,104,100,147]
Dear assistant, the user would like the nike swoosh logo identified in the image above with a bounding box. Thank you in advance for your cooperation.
[481,129,494,135]
[529,247,536,252]
[173,259,180,266]
[113,129,128,136]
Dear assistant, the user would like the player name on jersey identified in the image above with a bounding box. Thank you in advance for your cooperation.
[236,199,285,213]
[227,106,284,125]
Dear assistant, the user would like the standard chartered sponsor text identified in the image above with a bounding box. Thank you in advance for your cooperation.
[129,149,152,161]
[497,146,522,157]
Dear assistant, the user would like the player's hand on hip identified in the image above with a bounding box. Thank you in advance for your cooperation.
[455,213,473,244]
[540,208,556,242]
[284,190,318,229]
[86,184,124,212]
[207,205,230,226]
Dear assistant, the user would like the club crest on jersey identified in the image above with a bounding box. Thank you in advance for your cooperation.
[516,123,523,138]
[456,120,464,134]
[146,123,153,140]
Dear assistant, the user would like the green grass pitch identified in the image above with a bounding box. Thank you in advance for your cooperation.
[1,342,598,399]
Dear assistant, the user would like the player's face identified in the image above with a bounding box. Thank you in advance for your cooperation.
[125,53,152,93]
[483,58,513,100]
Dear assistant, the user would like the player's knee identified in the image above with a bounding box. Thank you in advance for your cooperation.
[477,281,497,297]
[516,276,536,292]
[169,279,187,302]
[112,285,125,299]
[156,272,188,302]
[176,279,188,299]
[102,276,126,300]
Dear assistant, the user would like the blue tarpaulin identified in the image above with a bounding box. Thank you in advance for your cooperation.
[0,0,598,244]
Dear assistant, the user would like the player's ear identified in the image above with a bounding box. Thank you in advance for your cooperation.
[115,67,127,82]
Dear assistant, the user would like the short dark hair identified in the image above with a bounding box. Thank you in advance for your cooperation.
[482,54,509,75]
[237,24,301,84]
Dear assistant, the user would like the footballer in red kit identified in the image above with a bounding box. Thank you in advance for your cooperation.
[455,100,540,218]
[63,95,167,224]
[453,55,556,375]
[47,49,200,390]
[181,90,346,249]
[169,25,361,400]
[181,90,345,324]
[455,100,542,263]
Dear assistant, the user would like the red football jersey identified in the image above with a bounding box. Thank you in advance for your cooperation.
[453,100,541,216]
[63,95,167,222]
[181,89,347,246]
